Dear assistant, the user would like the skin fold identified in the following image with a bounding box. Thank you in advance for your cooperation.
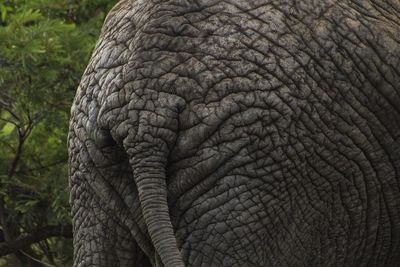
[68,0,400,266]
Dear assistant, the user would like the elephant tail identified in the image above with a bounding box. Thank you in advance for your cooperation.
[117,90,186,266]
[129,144,185,267]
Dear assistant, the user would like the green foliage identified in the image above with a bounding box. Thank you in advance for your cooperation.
[0,0,117,265]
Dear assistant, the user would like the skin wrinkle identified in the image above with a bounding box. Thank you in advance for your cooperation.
[68,0,400,266]
[280,17,398,262]
[70,136,154,265]
[71,185,132,266]
[170,139,255,216]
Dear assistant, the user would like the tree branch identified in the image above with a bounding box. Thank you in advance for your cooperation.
[0,224,72,257]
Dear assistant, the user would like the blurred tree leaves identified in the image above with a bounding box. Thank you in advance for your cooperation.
[0,0,117,265]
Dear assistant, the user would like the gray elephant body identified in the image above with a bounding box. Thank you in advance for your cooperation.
[68,0,400,266]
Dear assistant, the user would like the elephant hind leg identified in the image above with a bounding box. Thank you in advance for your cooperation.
[69,134,153,266]
[70,176,151,266]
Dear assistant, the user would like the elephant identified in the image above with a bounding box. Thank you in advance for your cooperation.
[68,0,400,266]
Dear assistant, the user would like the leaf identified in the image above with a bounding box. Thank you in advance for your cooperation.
[0,122,15,137]
[1,4,7,23]
[13,8,43,27]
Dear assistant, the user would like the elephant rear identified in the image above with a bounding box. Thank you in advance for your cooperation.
[69,0,400,266]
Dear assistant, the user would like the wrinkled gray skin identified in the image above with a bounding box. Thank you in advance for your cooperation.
[68,0,400,266]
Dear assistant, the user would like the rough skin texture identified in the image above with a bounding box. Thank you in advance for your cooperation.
[68,0,400,266]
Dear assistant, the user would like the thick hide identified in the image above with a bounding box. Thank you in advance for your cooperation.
[68,0,400,266]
